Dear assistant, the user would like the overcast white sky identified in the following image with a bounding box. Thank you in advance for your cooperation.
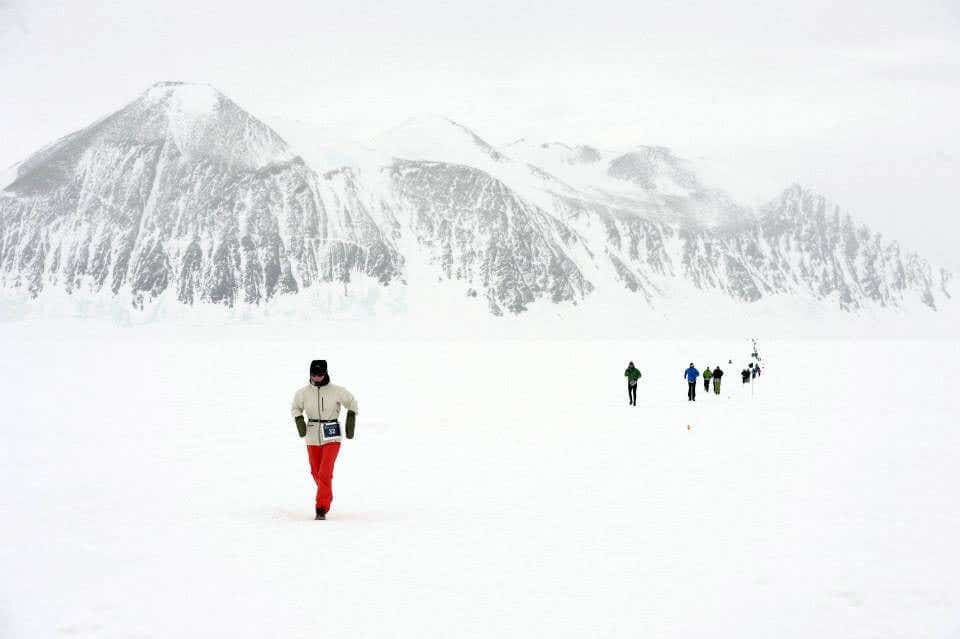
[2,0,958,267]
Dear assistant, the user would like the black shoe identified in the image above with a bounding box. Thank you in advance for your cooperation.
[315,507,326,520]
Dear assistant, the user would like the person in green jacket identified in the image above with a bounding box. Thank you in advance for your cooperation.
[703,367,713,392]
[624,362,641,406]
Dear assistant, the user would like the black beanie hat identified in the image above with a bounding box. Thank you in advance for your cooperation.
[310,360,328,376]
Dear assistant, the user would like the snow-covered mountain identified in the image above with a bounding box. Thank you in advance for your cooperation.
[755,185,951,309]
[385,159,592,314]
[0,82,402,308]
[0,82,952,318]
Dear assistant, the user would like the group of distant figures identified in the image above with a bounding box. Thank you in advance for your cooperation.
[680,361,761,402]
[622,343,764,406]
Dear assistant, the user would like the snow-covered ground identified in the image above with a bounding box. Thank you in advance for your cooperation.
[2,329,959,638]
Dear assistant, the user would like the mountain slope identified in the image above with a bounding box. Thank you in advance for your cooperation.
[757,185,950,309]
[385,159,592,315]
[0,82,403,307]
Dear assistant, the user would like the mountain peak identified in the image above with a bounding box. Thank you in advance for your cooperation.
[763,183,842,227]
[504,139,603,165]
[607,146,700,191]
[4,82,294,195]
[124,82,294,169]
[374,115,506,165]
[140,81,224,116]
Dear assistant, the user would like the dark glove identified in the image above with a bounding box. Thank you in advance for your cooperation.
[294,416,306,438]
[345,411,356,439]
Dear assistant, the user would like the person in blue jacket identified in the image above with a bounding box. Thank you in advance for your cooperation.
[684,363,700,401]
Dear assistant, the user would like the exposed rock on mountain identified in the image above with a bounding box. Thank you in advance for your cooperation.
[386,160,592,315]
[0,82,402,307]
[0,83,951,316]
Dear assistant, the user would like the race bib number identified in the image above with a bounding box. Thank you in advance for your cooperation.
[321,420,342,440]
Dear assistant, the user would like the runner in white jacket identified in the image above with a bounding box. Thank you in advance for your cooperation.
[291,359,358,520]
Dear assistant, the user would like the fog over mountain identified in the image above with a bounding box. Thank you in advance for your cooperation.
[0,83,952,319]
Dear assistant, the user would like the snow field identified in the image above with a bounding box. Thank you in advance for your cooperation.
[1,334,959,638]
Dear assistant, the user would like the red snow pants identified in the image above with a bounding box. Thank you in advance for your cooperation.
[306,442,341,510]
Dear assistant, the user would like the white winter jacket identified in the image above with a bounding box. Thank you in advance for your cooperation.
[291,382,358,446]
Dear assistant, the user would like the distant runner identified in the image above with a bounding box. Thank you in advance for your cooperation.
[684,363,700,402]
[624,362,641,406]
[712,365,724,395]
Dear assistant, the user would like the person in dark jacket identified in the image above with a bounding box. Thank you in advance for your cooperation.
[684,363,700,401]
[741,367,751,383]
[624,362,641,406]
[712,366,724,395]
[750,363,758,379]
